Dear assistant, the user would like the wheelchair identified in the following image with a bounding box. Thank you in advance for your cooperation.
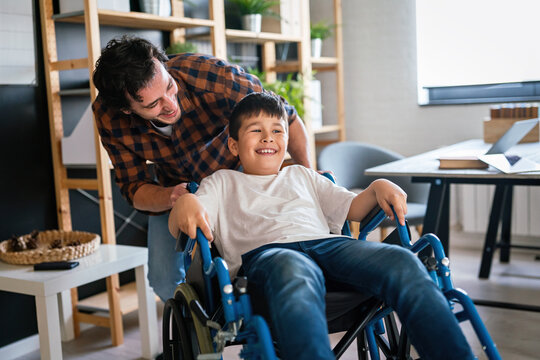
[162,179,502,360]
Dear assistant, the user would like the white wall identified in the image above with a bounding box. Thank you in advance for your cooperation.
[312,0,488,156]
[310,0,539,236]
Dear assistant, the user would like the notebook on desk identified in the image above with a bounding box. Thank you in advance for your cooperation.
[438,118,539,170]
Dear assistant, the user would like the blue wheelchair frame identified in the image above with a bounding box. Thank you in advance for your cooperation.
[357,209,501,360]
[166,180,502,360]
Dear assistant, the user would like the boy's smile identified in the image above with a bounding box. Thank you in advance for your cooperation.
[228,113,288,175]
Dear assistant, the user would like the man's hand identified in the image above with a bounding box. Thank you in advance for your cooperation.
[133,182,190,213]
[169,183,189,207]
[168,194,213,241]
[372,179,408,226]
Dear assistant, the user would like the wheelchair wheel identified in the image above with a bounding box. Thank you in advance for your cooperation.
[174,283,215,357]
[162,297,192,360]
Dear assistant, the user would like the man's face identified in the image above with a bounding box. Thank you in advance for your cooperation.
[228,113,288,175]
[123,58,181,125]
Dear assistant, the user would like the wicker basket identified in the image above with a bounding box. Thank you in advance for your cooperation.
[0,230,100,265]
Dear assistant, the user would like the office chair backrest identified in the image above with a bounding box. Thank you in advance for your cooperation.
[318,141,429,205]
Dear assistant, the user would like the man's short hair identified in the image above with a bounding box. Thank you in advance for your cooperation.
[92,35,168,110]
[229,92,289,140]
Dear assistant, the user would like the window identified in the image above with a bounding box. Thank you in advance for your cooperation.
[0,0,36,85]
[416,0,540,105]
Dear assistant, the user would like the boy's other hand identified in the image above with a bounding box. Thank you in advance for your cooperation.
[170,194,213,241]
[373,179,407,226]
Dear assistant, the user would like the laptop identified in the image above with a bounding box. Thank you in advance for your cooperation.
[438,118,539,170]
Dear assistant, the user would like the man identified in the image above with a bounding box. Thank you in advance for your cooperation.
[92,36,311,301]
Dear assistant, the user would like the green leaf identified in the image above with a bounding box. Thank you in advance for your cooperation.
[310,20,335,40]
[229,0,280,16]
[247,68,316,120]
[165,41,198,55]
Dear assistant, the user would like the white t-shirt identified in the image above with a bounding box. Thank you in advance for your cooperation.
[196,165,357,277]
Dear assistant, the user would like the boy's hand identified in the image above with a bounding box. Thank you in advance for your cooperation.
[372,179,408,226]
[169,194,213,241]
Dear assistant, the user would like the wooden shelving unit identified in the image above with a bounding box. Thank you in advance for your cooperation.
[38,0,225,346]
[38,0,344,345]
[310,0,346,150]
[264,0,346,164]
[53,9,216,30]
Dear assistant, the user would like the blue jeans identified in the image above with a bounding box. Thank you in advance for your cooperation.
[147,213,185,301]
[241,237,475,360]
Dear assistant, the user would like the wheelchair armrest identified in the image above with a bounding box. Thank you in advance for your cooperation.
[358,206,413,248]
[176,232,190,252]
[174,181,201,252]
[359,205,387,234]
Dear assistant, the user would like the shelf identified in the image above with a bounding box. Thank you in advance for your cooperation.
[77,281,160,315]
[272,57,338,73]
[225,29,302,44]
[315,139,340,147]
[271,61,299,73]
[313,125,342,134]
[189,28,302,44]
[311,57,338,71]
[53,9,215,31]
[59,88,91,96]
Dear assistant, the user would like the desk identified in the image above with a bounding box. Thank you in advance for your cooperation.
[0,245,159,360]
[365,140,540,281]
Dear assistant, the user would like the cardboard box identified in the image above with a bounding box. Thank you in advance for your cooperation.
[483,117,539,143]
[59,0,130,14]
[261,0,302,37]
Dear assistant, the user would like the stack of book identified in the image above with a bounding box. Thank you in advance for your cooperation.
[484,103,539,143]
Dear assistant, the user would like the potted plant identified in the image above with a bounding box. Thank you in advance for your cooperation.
[229,0,280,33]
[165,41,198,55]
[310,20,334,58]
[139,0,171,16]
[248,68,316,121]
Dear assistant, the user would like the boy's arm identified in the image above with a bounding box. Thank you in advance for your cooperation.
[347,179,408,226]
[168,194,213,241]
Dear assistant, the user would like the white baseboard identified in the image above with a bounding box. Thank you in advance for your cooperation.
[0,334,39,359]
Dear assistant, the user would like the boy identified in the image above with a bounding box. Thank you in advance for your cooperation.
[169,92,474,360]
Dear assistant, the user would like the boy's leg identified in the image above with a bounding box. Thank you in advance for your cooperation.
[242,245,335,360]
[147,213,185,302]
[303,238,475,360]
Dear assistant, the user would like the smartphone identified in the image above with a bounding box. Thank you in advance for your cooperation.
[34,261,79,271]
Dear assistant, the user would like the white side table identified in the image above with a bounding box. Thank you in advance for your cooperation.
[0,244,159,360]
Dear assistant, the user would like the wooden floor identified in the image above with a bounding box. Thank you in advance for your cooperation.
[15,230,540,360]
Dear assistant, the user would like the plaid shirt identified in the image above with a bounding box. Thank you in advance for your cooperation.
[93,53,297,206]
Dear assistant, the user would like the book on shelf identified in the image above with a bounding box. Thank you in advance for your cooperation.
[438,156,488,170]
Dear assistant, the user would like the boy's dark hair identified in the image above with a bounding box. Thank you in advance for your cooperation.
[92,36,168,110]
[229,92,288,140]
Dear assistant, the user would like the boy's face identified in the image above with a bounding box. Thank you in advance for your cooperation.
[228,113,288,175]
